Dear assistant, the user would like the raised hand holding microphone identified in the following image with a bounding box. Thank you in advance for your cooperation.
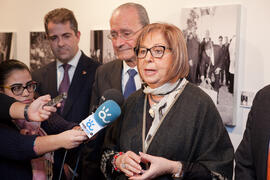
[33,129,87,156]
[60,89,124,179]
[9,94,57,122]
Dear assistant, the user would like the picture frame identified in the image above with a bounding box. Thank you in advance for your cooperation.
[0,32,15,62]
[30,31,54,71]
[180,4,241,126]
[90,30,116,64]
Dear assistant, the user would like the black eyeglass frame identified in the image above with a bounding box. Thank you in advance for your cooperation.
[134,45,172,59]
[2,81,38,96]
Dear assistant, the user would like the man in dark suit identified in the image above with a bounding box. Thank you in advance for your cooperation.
[235,85,270,180]
[90,3,150,108]
[198,30,211,79]
[32,8,100,180]
[223,36,231,86]
[218,36,226,86]
[200,41,223,92]
[186,32,200,84]
[83,4,149,179]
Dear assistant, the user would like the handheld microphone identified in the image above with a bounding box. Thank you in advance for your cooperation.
[100,89,124,106]
[80,100,121,138]
[59,89,123,180]
[91,88,124,112]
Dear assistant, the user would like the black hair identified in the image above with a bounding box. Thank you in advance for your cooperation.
[0,59,30,88]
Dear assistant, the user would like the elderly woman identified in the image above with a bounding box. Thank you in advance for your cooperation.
[101,23,233,180]
[0,59,87,180]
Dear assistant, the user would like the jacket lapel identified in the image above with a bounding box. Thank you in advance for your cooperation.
[108,60,123,93]
[45,62,58,98]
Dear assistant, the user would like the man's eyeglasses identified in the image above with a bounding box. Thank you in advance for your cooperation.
[107,28,142,41]
[2,81,37,96]
[134,45,172,59]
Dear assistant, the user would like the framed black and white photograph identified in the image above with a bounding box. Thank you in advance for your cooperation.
[0,32,15,62]
[90,30,116,64]
[240,91,255,108]
[30,31,54,71]
[180,4,241,126]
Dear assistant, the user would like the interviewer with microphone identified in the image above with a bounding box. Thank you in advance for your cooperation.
[1,91,56,122]
[0,59,87,180]
[101,23,234,180]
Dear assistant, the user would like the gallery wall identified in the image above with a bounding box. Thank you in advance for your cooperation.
[0,0,270,149]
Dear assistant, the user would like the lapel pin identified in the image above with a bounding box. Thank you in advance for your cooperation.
[82,70,87,75]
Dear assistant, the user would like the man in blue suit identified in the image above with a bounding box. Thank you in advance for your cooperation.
[32,8,100,180]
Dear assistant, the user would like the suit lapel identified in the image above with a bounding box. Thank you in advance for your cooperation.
[45,62,58,98]
[109,60,123,93]
[62,54,88,116]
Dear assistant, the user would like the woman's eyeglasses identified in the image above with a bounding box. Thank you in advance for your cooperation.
[134,45,172,59]
[2,81,37,96]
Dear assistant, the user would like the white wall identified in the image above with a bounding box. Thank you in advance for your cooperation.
[1,0,270,150]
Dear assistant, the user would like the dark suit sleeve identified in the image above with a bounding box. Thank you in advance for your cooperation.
[0,93,16,122]
[100,107,124,179]
[215,46,223,69]
[41,112,78,135]
[0,124,38,161]
[235,95,258,180]
[200,51,209,77]
[90,67,101,113]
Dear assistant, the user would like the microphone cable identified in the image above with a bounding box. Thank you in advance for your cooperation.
[58,149,80,180]
[58,150,67,180]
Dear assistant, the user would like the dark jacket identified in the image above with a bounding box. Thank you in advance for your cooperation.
[102,83,234,179]
[235,85,270,180]
[0,94,37,180]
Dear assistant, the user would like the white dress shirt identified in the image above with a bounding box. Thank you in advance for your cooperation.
[121,60,142,93]
[56,50,81,90]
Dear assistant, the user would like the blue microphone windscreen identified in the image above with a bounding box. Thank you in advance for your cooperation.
[94,100,121,127]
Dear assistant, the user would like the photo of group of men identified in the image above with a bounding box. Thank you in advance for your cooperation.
[181,5,240,126]
[185,29,235,95]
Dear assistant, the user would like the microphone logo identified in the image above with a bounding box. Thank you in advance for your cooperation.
[80,100,121,138]
[86,120,95,131]
[98,106,112,124]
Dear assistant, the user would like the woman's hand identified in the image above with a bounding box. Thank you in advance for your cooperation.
[57,129,88,149]
[129,152,181,180]
[28,95,57,121]
[116,151,142,177]
[34,129,87,155]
